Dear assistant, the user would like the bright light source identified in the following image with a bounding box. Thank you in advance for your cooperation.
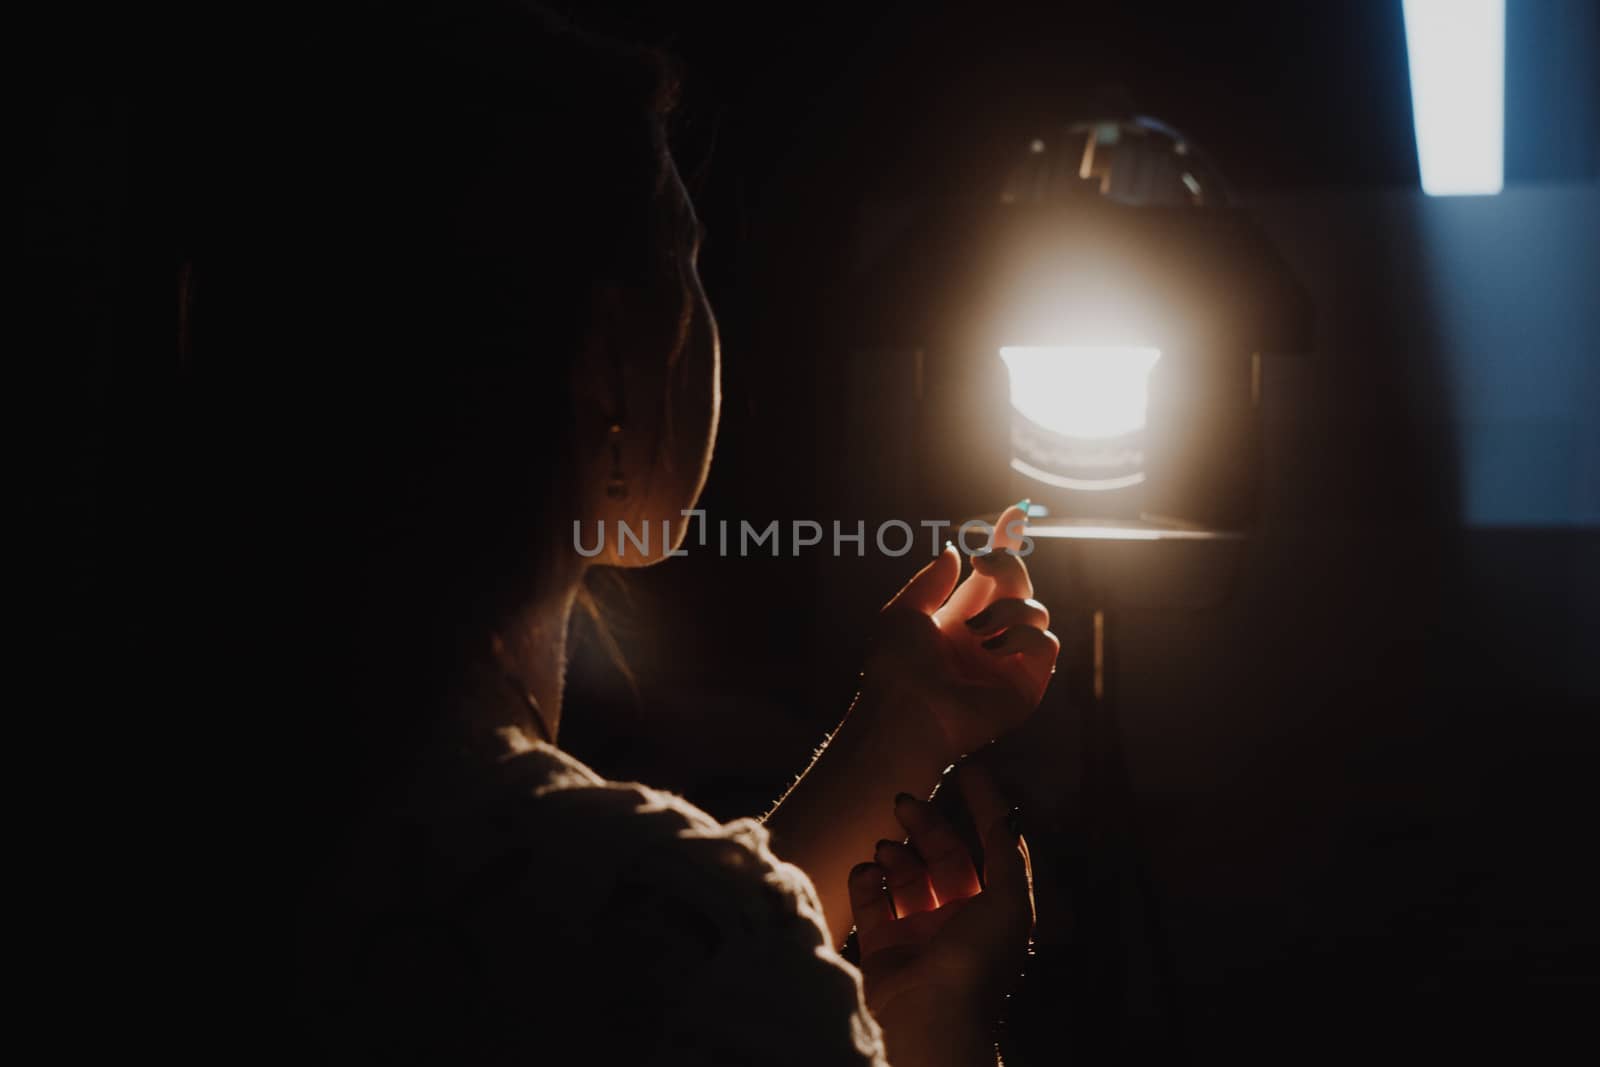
[999,345,1162,439]
[1402,0,1505,196]
[1001,345,1163,491]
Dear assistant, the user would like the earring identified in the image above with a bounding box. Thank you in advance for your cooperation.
[605,423,628,500]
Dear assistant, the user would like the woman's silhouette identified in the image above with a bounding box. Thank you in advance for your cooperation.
[181,3,1059,1062]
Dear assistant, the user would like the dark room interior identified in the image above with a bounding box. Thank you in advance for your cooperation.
[27,1,1599,1063]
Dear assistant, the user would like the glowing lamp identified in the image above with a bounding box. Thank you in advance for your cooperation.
[842,113,1310,533]
[999,345,1162,491]
[980,116,1309,529]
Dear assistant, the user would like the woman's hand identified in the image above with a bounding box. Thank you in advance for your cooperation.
[851,766,1034,1067]
[867,502,1060,763]
[760,502,1058,950]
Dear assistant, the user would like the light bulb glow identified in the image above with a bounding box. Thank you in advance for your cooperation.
[1402,0,1505,196]
[999,345,1162,439]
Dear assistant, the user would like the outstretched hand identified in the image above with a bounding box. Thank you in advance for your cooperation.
[868,503,1060,761]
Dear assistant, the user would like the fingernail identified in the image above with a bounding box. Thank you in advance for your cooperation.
[965,607,993,630]
[1005,806,1023,840]
[870,838,908,863]
[893,791,919,808]
[982,630,1012,650]
[849,860,882,879]
[1014,498,1031,518]
[972,548,1015,571]
[944,540,954,551]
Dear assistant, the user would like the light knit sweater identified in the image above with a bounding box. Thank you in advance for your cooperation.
[295,739,889,1065]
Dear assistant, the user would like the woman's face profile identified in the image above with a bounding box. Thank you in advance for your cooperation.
[659,152,721,544]
[581,148,720,569]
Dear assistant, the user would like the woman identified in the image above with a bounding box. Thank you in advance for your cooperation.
[186,3,1059,1063]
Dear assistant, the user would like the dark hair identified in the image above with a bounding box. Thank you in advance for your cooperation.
[182,2,678,854]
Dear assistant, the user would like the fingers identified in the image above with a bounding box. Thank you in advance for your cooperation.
[882,543,960,617]
[875,840,937,917]
[970,546,1034,601]
[848,861,896,955]
[962,597,1049,637]
[893,793,981,906]
[958,764,1035,935]
[978,625,1060,703]
[978,624,1057,661]
[966,502,1034,601]
[934,504,1035,627]
[977,809,1033,930]
[988,501,1030,554]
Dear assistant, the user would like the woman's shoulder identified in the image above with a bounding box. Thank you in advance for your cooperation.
[469,741,827,944]
[383,742,885,1064]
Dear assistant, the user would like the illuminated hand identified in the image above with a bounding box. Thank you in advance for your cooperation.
[850,766,1034,1062]
[866,502,1060,762]
[761,503,1057,953]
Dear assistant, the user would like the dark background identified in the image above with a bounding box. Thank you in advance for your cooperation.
[31,0,1599,1062]
[559,1,1600,1061]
